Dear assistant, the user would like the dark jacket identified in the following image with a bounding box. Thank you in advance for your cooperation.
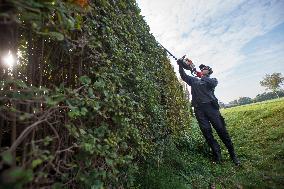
[179,65,218,107]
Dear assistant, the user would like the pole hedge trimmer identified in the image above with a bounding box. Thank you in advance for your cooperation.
[159,44,203,78]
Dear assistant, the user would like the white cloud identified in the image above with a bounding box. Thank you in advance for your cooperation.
[137,0,284,102]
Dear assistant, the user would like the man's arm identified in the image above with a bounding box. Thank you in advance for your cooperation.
[202,77,218,88]
[179,65,197,86]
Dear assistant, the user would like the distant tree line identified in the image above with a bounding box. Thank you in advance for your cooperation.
[220,90,284,108]
[220,72,284,108]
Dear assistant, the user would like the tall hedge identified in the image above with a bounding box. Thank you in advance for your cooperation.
[0,0,191,188]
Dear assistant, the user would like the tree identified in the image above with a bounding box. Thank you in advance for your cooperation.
[218,101,226,109]
[238,97,253,105]
[228,99,238,107]
[260,73,284,98]
[254,90,284,102]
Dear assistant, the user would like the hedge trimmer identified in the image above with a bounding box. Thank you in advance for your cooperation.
[159,44,203,78]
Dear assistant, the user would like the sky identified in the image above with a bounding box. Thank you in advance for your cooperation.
[136,0,284,103]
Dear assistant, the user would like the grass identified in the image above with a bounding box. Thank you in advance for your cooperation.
[135,98,284,188]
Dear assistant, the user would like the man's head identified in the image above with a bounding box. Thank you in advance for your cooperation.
[199,64,213,75]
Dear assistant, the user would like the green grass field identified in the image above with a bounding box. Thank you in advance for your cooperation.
[136,98,284,189]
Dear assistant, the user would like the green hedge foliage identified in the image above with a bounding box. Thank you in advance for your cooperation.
[0,0,192,188]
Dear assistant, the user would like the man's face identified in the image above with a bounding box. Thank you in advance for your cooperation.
[201,68,209,75]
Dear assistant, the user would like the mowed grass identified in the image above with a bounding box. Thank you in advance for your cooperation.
[136,98,284,189]
[220,97,284,188]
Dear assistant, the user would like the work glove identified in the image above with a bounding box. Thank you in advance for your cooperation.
[177,58,191,69]
[177,58,184,66]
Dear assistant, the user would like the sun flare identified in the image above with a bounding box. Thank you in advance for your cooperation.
[2,51,15,68]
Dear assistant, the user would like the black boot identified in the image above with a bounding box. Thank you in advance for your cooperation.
[213,154,222,164]
[231,156,240,166]
[228,147,240,166]
[213,147,222,164]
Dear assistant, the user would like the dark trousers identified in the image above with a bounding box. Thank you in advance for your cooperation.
[194,102,236,160]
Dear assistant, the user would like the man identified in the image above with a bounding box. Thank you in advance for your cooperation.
[177,59,240,166]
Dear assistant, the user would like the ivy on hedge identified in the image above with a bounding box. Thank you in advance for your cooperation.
[0,0,192,188]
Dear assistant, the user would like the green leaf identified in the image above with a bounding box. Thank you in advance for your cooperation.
[105,158,113,166]
[79,75,92,85]
[88,87,95,98]
[92,180,104,189]
[37,31,65,41]
[8,167,33,183]
[67,18,75,29]
[80,107,88,116]
[48,32,64,41]
[75,14,83,30]
[43,136,53,146]
[19,113,32,121]
[93,101,101,111]
[79,128,86,135]
[15,80,28,88]
[32,159,43,168]
[45,97,57,106]
[68,107,80,118]
[52,182,63,189]
[21,12,41,21]
[2,151,13,165]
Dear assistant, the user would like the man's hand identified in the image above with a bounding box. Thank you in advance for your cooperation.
[177,58,184,66]
[178,58,194,72]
